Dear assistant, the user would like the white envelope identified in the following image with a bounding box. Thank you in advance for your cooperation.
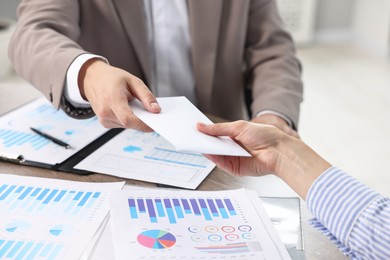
[130,96,251,157]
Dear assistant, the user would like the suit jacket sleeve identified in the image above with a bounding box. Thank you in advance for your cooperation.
[8,0,88,110]
[245,0,303,128]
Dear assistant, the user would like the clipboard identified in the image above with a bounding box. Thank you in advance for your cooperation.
[22,128,123,175]
[0,97,215,189]
[0,97,122,174]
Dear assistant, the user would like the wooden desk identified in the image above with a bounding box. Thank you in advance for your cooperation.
[0,76,346,259]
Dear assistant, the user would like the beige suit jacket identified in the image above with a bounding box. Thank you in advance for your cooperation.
[9,0,303,127]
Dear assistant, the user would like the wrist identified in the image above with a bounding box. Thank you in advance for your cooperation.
[273,134,298,178]
[275,136,331,199]
[78,58,106,100]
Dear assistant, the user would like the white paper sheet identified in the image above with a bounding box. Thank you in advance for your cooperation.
[75,129,215,189]
[130,97,251,157]
[90,185,147,260]
[109,188,291,260]
[0,173,124,259]
[0,97,108,165]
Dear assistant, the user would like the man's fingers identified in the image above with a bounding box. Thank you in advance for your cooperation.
[113,106,153,131]
[126,77,161,113]
[97,102,153,131]
[121,114,154,132]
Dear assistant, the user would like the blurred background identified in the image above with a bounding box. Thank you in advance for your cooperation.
[0,0,389,196]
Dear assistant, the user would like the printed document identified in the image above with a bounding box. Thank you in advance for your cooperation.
[109,188,291,260]
[0,97,107,165]
[0,173,124,259]
[75,129,215,189]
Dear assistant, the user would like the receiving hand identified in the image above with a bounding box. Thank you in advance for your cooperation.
[197,120,286,177]
[197,120,331,199]
[78,59,160,130]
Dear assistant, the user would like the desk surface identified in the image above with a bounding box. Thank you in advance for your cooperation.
[0,75,347,259]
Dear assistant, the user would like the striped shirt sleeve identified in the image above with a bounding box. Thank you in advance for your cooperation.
[306,167,390,259]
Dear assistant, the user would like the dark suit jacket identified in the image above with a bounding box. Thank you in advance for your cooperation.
[9,0,303,126]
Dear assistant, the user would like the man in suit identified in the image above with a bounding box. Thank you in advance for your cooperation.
[9,0,303,136]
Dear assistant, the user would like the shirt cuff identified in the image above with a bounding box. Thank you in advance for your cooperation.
[306,167,380,245]
[255,110,293,128]
[308,218,355,258]
[64,53,108,108]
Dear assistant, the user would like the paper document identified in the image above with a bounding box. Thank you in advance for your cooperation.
[130,97,251,157]
[0,173,124,259]
[75,129,215,189]
[109,188,291,260]
[0,97,107,165]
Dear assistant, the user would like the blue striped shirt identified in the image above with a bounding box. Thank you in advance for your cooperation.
[306,167,390,259]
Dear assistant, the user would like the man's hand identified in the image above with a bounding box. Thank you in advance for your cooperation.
[78,59,160,131]
[251,114,299,138]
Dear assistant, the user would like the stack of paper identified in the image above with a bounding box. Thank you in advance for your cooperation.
[0,174,124,259]
[109,188,291,260]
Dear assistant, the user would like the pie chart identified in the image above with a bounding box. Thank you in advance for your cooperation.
[137,230,176,249]
[5,220,31,233]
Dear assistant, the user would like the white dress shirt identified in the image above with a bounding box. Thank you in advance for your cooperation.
[65,0,196,107]
[144,0,196,105]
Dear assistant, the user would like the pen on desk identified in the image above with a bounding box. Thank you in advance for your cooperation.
[30,127,72,149]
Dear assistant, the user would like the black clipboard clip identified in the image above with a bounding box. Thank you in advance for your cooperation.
[0,152,25,163]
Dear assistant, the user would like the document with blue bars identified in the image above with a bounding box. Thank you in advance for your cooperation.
[0,174,124,259]
[109,188,290,260]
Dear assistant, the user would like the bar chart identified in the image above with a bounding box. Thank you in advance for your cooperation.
[0,183,102,219]
[0,128,50,150]
[75,129,215,189]
[145,147,209,168]
[194,242,252,254]
[1,102,101,151]
[0,174,123,260]
[123,130,210,168]
[0,97,107,165]
[128,196,237,224]
[0,239,63,259]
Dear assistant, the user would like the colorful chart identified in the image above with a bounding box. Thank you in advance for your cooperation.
[137,230,176,249]
[128,197,237,224]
